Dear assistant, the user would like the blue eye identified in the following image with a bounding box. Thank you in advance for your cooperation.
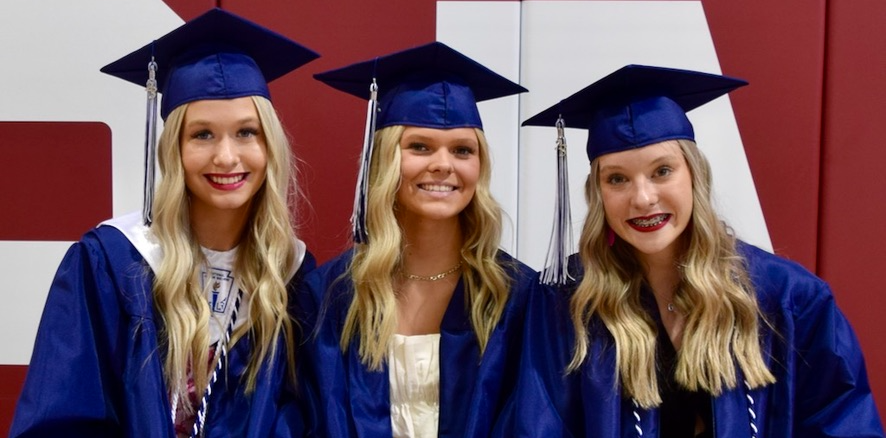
[408,142,429,152]
[453,146,475,156]
[606,174,626,185]
[192,130,213,140]
[655,166,673,177]
[238,128,260,138]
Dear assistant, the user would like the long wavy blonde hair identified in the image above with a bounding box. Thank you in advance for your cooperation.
[340,125,511,370]
[152,96,298,409]
[568,139,775,408]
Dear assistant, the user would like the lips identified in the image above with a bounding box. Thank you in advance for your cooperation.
[627,213,670,231]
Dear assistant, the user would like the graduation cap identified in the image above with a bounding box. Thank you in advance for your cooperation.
[521,64,747,285]
[314,41,527,243]
[522,64,747,161]
[100,8,319,226]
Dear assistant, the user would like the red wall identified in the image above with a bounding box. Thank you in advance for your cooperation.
[3,0,884,433]
[704,0,886,420]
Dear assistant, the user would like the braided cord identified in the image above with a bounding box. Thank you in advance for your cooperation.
[190,289,243,437]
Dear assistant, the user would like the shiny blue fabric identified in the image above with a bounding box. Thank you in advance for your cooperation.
[378,74,483,130]
[501,242,884,437]
[10,225,316,438]
[586,96,694,162]
[161,49,270,120]
[295,249,537,437]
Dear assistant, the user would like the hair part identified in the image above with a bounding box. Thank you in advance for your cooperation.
[152,96,299,411]
[341,126,511,370]
[568,139,775,408]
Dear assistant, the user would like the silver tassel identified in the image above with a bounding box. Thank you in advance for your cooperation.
[352,79,378,243]
[143,58,159,226]
[541,116,574,286]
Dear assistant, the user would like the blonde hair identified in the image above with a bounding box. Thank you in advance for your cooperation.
[152,96,298,410]
[341,125,512,369]
[568,139,775,408]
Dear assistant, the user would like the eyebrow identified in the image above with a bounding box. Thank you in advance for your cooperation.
[599,153,680,173]
[402,134,479,146]
[184,116,261,128]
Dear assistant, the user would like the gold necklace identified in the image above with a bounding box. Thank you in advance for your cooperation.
[401,261,463,281]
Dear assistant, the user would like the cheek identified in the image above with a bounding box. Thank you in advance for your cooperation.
[461,159,481,186]
[179,147,203,180]
[600,191,620,222]
[397,155,420,180]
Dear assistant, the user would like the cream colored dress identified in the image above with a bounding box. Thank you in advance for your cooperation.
[388,333,441,438]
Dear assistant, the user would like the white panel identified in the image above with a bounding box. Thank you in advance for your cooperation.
[0,242,72,364]
[0,0,181,364]
[437,2,523,254]
[518,1,771,270]
[441,1,771,270]
[0,0,182,217]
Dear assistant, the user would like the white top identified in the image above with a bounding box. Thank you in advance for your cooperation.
[388,333,441,438]
[200,246,245,343]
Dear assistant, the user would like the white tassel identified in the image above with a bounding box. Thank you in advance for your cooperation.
[541,116,575,286]
[143,58,159,226]
[351,79,378,243]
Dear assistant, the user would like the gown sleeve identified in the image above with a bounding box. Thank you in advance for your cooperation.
[789,277,884,437]
[10,235,129,437]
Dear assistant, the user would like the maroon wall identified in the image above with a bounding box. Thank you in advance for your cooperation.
[3,0,884,433]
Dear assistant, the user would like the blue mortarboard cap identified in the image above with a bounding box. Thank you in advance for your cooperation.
[522,64,747,161]
[101,8,319,119]
[314,41,526,129]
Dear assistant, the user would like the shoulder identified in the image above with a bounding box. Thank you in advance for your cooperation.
[48,219,154,319]
[496,250,539,284]
[305,250,353,284]
[301,250,355,305]
[290,239,316,283]
[736,241,833,314]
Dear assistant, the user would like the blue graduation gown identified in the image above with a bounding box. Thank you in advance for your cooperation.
[505,242,884,438]
[296,250,537,438]
[10,223,316,438]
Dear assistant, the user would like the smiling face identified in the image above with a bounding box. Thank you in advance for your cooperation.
[394,126,481,227]
[597,140,693,265]
[180,97,268,222]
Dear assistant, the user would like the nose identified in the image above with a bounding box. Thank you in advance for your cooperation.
[428,149,454,174]
[631,178,658,208]
[212,136,239,168]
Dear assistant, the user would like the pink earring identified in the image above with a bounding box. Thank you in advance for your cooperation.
[606,226,616,247]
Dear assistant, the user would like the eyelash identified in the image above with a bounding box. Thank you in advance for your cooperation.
[606,174,626,185]
[454,146,475,156]
[192,130,212,140]
[238,128,259,138]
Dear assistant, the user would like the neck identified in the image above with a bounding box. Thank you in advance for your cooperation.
[398,216,463,275]
[638,246,681,303]
[189,205,251,251]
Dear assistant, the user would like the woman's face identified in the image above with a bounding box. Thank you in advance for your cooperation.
[180,97,267,221]
[395,126,481,226]
[597,140,693,264]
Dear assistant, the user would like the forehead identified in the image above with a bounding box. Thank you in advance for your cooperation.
[597,140,684,169]
[182,97,260,122]
[400,126,479,144]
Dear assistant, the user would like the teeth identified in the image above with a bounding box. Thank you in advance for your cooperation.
[631,214,667,228]
[420,184,454,192]
[210,175,245,185]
